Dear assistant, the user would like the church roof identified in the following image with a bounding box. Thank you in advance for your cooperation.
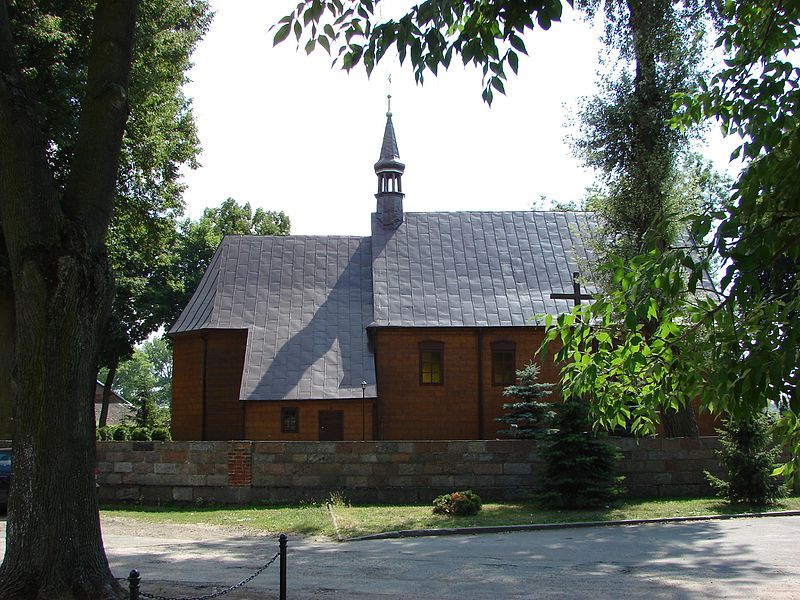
[371,211,595,327]
[170,235,376,401]
[170,211,593,400]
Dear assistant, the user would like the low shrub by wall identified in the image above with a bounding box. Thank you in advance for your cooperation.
[96,437,723,505]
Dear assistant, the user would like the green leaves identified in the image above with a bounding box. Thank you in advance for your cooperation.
[274,0,565,104]
[273,22,291,45]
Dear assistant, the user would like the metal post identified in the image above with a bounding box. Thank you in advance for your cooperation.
[128,569,140,600]
[279,534,287,600]
[361,380,367,441]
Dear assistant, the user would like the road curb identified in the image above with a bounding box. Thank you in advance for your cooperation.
[346,509,800,541]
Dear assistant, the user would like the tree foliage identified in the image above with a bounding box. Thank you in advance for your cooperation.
[496,362,555,438]
[573,0,710,259]
[276,0,567,104]
[543,0,800,481]
[102,333,173,409]
[567,0,725,437]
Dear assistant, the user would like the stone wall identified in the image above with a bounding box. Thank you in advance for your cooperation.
[95,437,723,505]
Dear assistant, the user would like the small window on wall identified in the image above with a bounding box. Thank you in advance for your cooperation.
[419,341,444,384]
[280,407,299,433]
[492,342,516,386]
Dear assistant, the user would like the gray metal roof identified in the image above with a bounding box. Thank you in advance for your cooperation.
[170,211,595,401]
[370,211,595,327]
[170,235,376,401]
[170,245,222,332]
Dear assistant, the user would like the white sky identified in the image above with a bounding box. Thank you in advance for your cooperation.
[181,1,736,237]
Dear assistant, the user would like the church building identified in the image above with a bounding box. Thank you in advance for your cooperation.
[169,110,614,441]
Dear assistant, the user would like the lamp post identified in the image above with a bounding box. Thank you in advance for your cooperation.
[361,380,367,441]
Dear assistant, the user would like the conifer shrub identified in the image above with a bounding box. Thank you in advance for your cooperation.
[150,428,171,441]
[705,414,786,505]
[130,427,151,441]
[539,397,625,508]
[432,490,482,516]
[496,362,556,438]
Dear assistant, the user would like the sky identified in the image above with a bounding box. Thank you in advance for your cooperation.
[181,1,734,237]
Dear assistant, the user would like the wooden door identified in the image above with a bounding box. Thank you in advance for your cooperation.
[318,410,344,441]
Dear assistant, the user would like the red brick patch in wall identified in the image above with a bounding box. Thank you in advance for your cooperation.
[227,441,253,487]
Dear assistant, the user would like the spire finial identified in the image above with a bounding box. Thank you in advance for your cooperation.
[386,74,392,117]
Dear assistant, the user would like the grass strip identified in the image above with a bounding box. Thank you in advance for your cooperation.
[102,495,800,540]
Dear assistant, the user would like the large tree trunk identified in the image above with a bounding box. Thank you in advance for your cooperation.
[0,1,137,597]
[0,247,119,599]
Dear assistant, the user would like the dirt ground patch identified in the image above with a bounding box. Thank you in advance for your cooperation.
[101,515,268,541]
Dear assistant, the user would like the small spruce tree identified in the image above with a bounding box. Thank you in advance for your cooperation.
[539,397,625,508]
[496,362,555,438]
[705,414,786,505]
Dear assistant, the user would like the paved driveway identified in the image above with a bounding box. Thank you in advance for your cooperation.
[2,516,799,598]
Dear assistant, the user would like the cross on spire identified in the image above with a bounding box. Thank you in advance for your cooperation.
[550,272,593,307]
[386,74,392,116]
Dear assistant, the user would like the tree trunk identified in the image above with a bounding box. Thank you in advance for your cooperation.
[662,404,700,438]
[627,0,699,438]
[99,362,118,429]
[0,1,137,597]
[0,247,121,599]
[0,283,14,440]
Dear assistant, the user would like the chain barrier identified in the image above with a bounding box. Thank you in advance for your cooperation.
[129,534,287,600]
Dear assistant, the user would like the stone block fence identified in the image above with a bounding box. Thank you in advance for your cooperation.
[95,437,723,505]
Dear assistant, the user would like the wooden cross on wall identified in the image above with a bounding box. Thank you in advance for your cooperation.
[550,271,593,307]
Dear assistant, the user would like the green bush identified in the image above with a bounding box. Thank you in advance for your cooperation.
[539,397,625,508]
[130,427,151,441]
[96,426,112,441]
[432,490,482,516]
[496,362,555,438]
[705,414,786,505]
[150,428,171,441]
[111,426,129,441]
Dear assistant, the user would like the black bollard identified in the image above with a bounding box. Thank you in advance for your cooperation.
[279,534,287,600]
[128,569,141,600]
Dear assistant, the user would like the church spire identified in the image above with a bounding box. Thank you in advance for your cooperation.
[374,90,405,229]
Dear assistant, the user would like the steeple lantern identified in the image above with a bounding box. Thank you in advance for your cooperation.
[374,94,405,229]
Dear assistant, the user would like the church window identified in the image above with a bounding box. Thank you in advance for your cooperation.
[492,342,516,386]
[281,407,299,433]
[419,341,444,385]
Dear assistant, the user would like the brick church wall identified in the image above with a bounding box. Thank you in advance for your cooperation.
[171,330,248,440]
[374,327,561,440]
[244,400,375,441]
[172,326,715,442]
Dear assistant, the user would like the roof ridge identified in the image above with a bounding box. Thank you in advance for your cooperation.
[401,210,594,216]
[221,234,370,241]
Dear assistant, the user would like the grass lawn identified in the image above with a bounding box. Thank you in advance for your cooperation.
[102,495,800,540]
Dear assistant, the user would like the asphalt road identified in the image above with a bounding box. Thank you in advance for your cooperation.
[2,516,799,598]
